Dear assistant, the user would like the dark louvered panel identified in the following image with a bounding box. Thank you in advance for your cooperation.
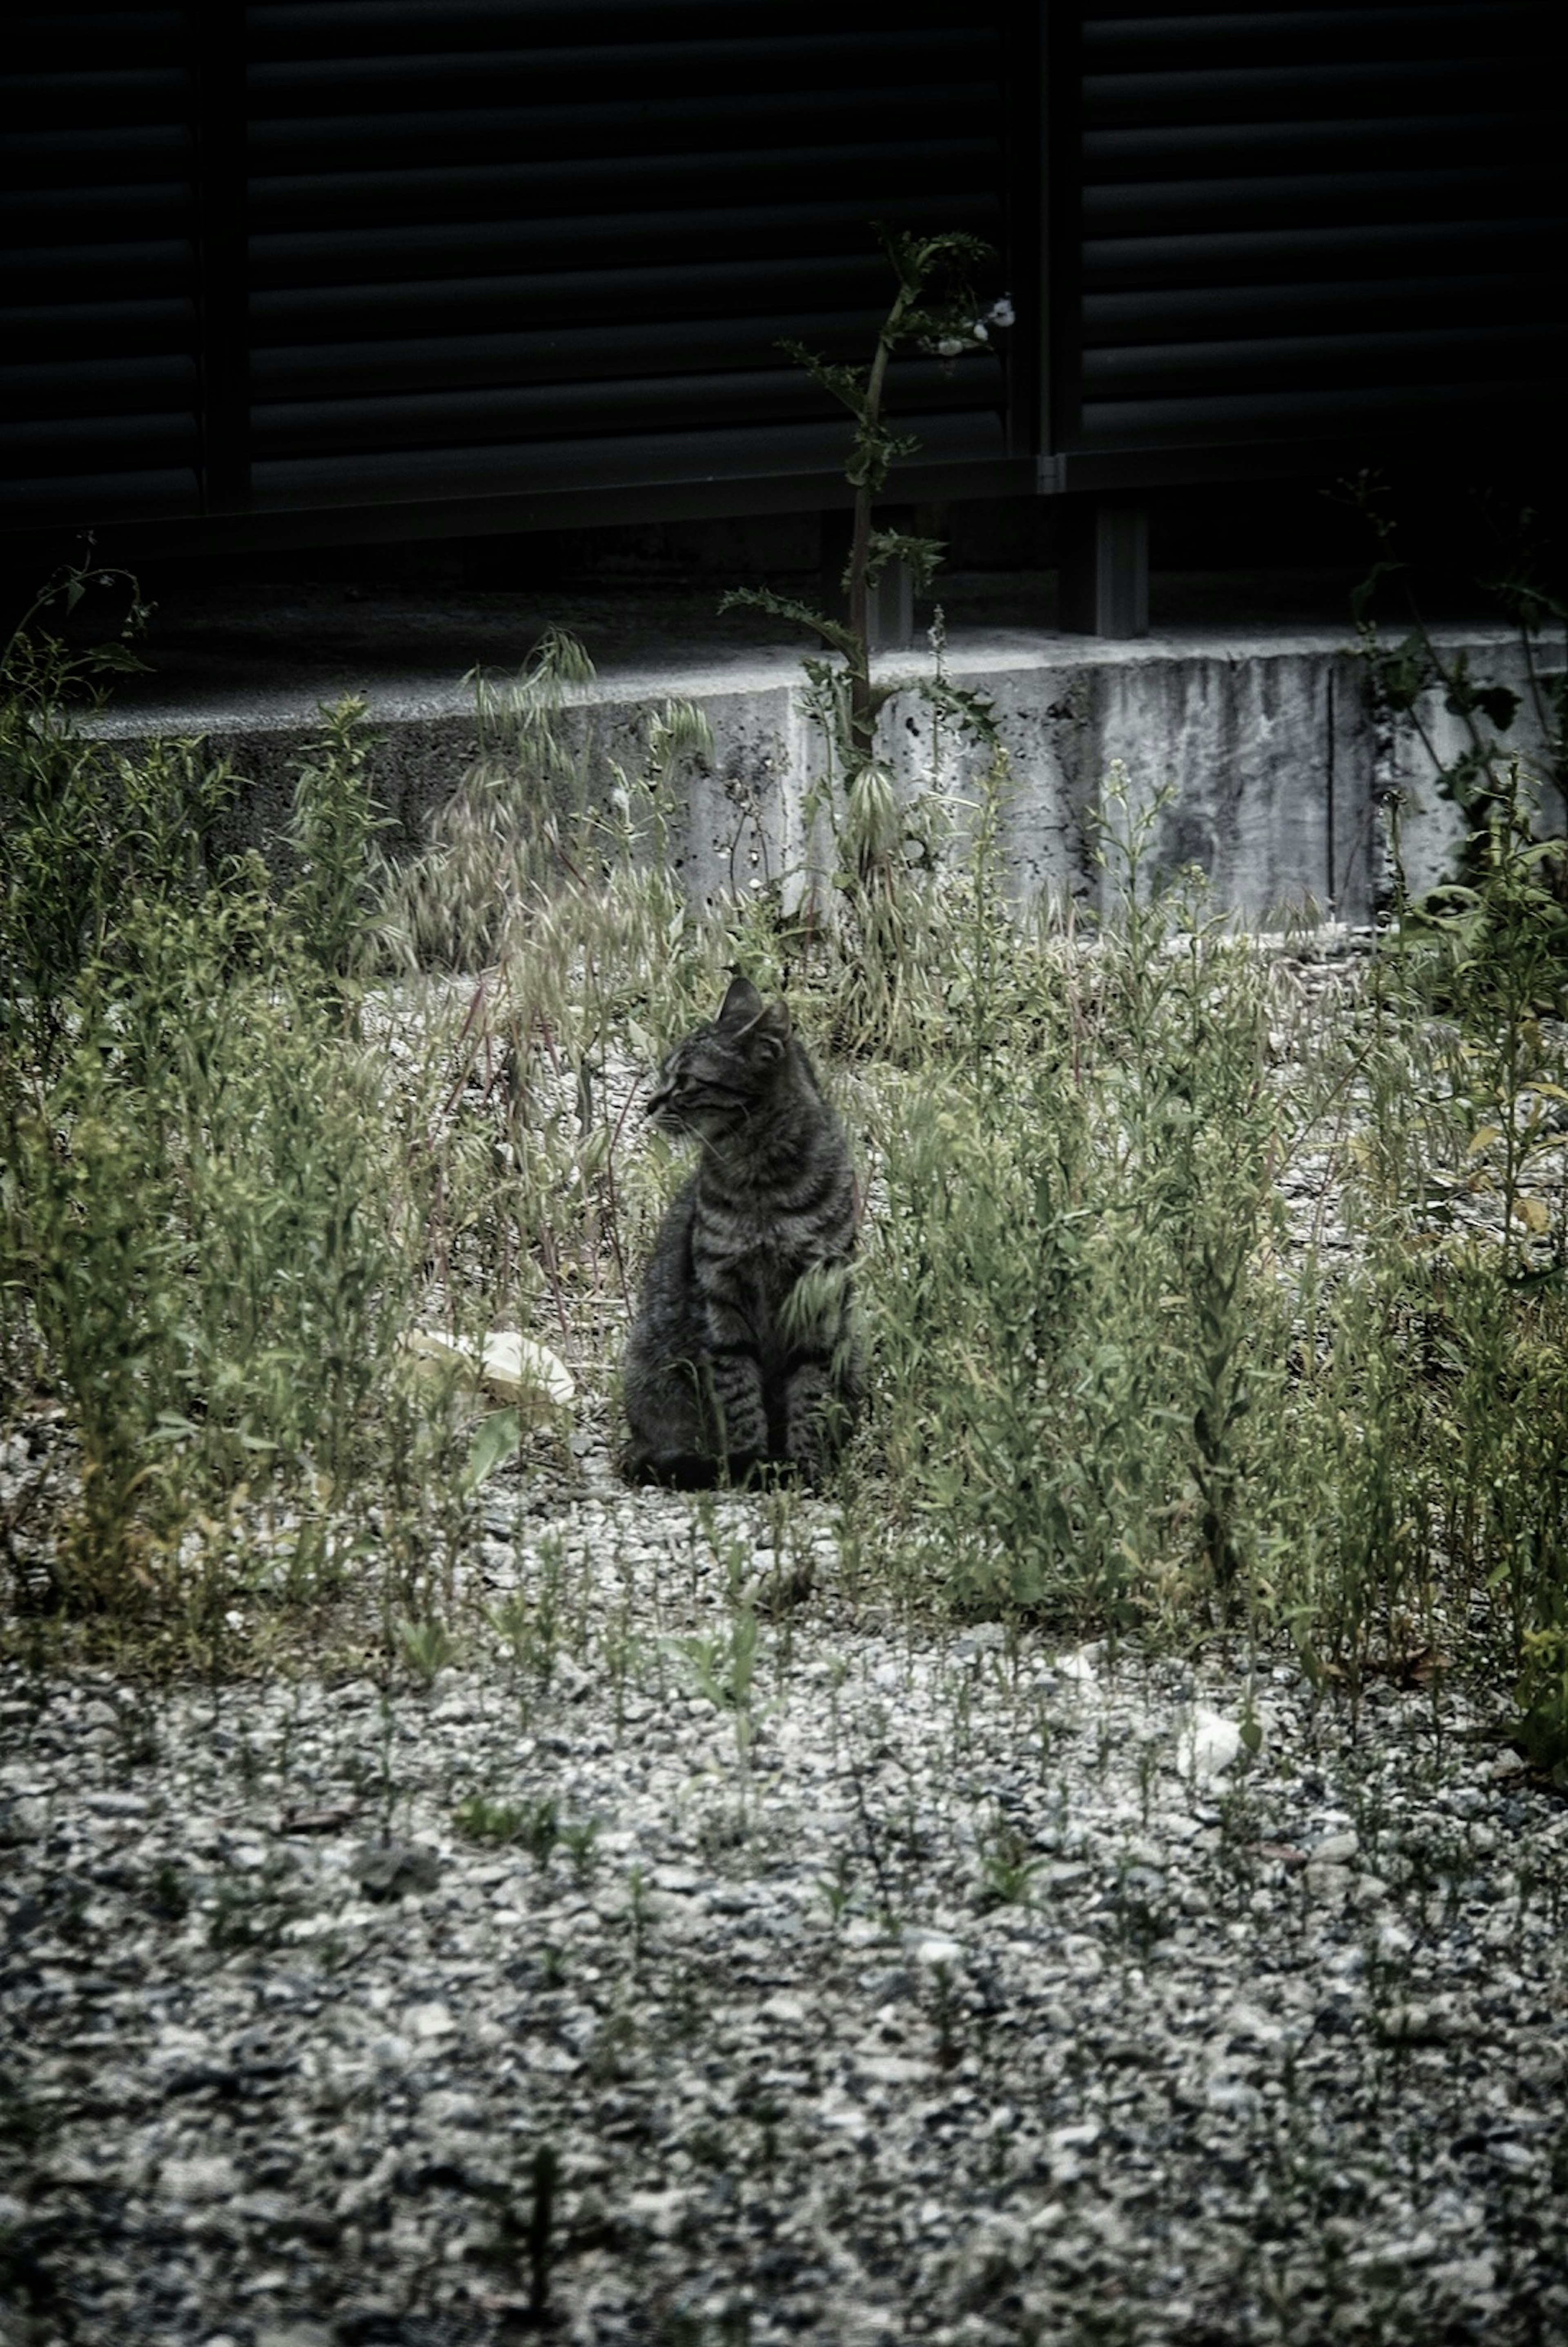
[1054,0,1568,458]
[249,174,1001,303]
[0,11,205,531]
[256,407,995,512]
[243,0,1011,511]
[253,355,989,453]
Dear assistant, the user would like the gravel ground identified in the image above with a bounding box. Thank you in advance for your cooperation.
[3,1416,1566,2347]
[5,945,1568,2345]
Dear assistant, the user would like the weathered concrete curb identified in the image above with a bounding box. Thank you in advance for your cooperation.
[92,623,1561,926]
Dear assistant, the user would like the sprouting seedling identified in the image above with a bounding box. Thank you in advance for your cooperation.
[667,1604,764,1778]
[489,1587,533,1672]
[626,1861,650,1960]
[561,1817,601,1881]
[394,1616,457,1685]
[488,1543,566,1693]
[977,1810,1045,1910]
[817,1847,858,1925]
[453,1793,527,1847]
[523,1794,561,1867]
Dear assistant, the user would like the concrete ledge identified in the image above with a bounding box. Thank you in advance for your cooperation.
[90,618,1562,928]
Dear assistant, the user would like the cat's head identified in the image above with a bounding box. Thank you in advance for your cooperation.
[645,975,793,1138]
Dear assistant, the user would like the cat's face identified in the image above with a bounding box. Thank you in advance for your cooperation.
[645,977,789,1140]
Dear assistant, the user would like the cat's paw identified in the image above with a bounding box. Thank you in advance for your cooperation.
[621,1448,722,1490]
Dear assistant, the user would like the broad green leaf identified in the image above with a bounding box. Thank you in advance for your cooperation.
[462,1408,521,1494]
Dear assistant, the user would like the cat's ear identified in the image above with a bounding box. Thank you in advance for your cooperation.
[717,974,765,1029]
[751,1000,791,1064]
[719,973,789,1061]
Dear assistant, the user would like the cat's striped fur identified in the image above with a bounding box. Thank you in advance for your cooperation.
[621,975,860,1487]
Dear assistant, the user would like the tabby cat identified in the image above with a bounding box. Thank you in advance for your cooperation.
[622,975,860,1487]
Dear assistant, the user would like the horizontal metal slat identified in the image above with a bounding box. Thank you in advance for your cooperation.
[1081,4,1548,69]
[6,67,196,129]
[247,27,988,111]
[1083,58,1526,127]
[1083,270,1562,342]
[0,353,200,421]
[0,298,199,361]
[246,83,998,172]
[250,352,1000,459]
[249,193,1000,321]
[1078,370,1566,446]
[252,308,901,398]
[1082,319,1565,396]
[247,137,999,236]
[246,1,992,60]
[246,180,996,263]
[248,251,987,340]
[0,183,197,242]
[1082,216,1560,289]
[250,403,1004,512]
[9,11,190,69]
[0,410,201,470]
[0,464,201,527]
[1083,109,1561,178]
[0,125,195,188]
[0,240,200,301]
[251,216,1000,314]
[1082,161,1561,235]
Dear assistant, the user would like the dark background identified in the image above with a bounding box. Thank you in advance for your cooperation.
[4,2,1564,643]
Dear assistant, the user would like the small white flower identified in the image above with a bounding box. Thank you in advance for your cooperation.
[935,336,966,358]
[970,321,989,342]
[989,296,1016,328]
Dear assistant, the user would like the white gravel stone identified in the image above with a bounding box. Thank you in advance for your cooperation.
[159,2155,241,2203]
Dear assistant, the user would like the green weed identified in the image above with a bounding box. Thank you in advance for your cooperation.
[395,1617,459,1684]
[976,1813,1045,1910]
[453,1792,528,1845]
[5,443,1568,1740]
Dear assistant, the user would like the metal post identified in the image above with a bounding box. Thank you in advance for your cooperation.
[1059,493,1149,638]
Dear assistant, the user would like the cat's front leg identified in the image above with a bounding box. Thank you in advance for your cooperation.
[779,1356,833,1482]
[778,1269,859,1483]
[782,1351,862,1484]
[700,1299,769,1477]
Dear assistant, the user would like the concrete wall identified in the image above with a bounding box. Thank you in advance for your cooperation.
[1374,637,1565,908]
[94,624,1563,934]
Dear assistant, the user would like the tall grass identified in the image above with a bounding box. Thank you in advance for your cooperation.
[864,774,1291,1635]
[2,584,1567,1776]
[0,623,499,1655]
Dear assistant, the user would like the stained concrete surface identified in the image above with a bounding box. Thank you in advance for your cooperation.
[80,570,1560,927]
